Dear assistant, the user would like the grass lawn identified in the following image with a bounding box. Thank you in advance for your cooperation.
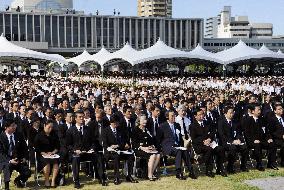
[8,167,284,190]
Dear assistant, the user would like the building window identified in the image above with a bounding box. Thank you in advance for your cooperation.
[4,14,11,41]
[96,17,101,47]
[12,14,18,41]
[27,15,33,41]
[66,16,72,47]
[59,16,64,47]
[73,17,78,47]
[34,15,40,42]
[19,15,26,41]
[52,16,58,47]
[86,17,92,47]
[80,17,85,47]
[45,16,51,45]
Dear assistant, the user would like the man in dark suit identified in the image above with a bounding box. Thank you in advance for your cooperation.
[6,101,20,120]
[57,111,75,183]
[146,105,161,146]
[267,103,284,167]
[102,116,138,185]
[0,107,6,132]
[159,110,197,180]
[190,108,227,177]
[66,111,106,188]
[243,103,273,171]
[0,119,31,190]
[119,106,135,145]
[217,105,249,174]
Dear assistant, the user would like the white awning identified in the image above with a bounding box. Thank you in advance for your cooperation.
[188,44,222,63]
[67,50,92,67]
[0,34,67,65]
[216,40,283,65]
[91,47,112,66]
[104,42,139,66]
[133,38,189,65]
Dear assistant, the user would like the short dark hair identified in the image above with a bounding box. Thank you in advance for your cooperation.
[4,118,16,128]
[193,107,203,116]
[273,103,282,111]
[123,105,132,113]
[75,110,84,117]
[165,110,175,119]
[250,103,261,111]
[223,105,234,114]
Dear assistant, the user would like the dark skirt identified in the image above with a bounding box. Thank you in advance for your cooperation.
[38,156,59,170]
[134,150,160,160]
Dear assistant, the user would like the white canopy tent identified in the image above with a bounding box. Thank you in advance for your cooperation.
[188,44,222,64]
[67,50,92,67]
[65,39,284,71]
[0,34,67,66]
[132,38,189,65]
[103,42,139,66]
[91,47,112,68]
[216,40,284,65]
[259,44,280,56]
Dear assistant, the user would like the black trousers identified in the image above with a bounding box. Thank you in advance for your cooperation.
[274,140,284,165]
[107,152,135,179]
[8,162,31,183]
[248,142,277,166]
[223,144,248,168]
[70,153,104,183]
[168,148,192,174]
[194,145,225,172]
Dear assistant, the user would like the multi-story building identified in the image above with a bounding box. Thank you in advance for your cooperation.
[0,11,203,56]
[138,0,172,18]
[205,16,220,38]
[11,0,73,13]
[205,6,273,39]
[203,37,284,52]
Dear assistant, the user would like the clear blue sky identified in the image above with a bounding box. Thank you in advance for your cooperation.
[2,0,284,35]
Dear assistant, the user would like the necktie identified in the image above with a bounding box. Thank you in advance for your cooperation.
[228,121,234,138]
[154,119,158,136]
[279,118,284,127]
[9,135,15,157]
[200,122,204,128]
[79,127,83,138]
[127,121,132,134]
[113,129,117,138]
[182,118,189,139]
[171,125,179,145]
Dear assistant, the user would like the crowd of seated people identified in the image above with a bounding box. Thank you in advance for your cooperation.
[0,74,283,189]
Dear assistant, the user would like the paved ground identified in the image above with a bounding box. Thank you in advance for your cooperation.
[245,177,284,190]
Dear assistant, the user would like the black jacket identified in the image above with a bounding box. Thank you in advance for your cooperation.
[0,132,28,162]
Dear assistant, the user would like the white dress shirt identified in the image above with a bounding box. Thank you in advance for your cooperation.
[175,115,191,135]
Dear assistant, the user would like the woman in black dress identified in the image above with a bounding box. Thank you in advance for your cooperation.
[34,120,60,187]
[132,115,160,181]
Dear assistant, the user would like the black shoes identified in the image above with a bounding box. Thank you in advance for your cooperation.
[176,173,187,180]
[206,171,215,178]
[241,167,249,172]
[188,171,198,179]
[227,165,236,174]
[74,181,81,189]
[14,179,24,188]
[267,164,279,170]
[114,178,121,185]
[216,170,228,177]
[101,180,108,186]
[125,175,139,183]
[256,164,265,171]
[4,182,10,190]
